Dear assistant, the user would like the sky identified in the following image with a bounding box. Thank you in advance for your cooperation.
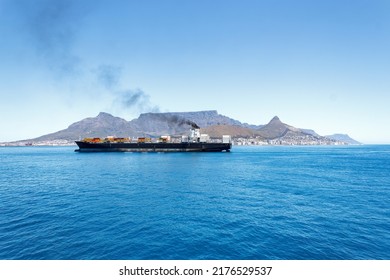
[0,0,389,143]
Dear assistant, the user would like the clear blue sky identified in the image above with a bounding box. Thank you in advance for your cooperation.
[0,0,389,143]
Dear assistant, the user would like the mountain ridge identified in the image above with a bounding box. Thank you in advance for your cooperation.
[3,110,360,145]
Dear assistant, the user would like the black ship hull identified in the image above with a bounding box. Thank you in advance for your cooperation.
[75,141,231,152]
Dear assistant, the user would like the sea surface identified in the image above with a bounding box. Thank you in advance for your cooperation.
[0,145,389,260]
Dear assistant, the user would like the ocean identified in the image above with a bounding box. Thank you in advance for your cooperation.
[0,145,389,260]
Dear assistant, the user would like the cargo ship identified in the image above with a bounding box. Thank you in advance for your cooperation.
[75,128,232,152]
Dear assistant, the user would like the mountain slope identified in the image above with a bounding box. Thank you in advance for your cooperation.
[201,125,255,138]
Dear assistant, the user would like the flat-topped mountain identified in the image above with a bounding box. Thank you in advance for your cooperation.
[146,110,244,127]
[325,134,362,145]
[4,110,360,145]
[129,110,255,136]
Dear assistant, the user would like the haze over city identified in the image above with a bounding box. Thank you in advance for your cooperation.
[0,0,389,143]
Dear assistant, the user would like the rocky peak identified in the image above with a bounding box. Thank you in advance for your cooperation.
[97,112,115,119]
[255,116,290,139]
[268,116,282,124]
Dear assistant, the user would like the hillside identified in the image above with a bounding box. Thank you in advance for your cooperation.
[201,125,256,138]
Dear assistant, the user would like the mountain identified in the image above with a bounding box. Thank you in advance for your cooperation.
[152,110,244,127]
[196,116,351,145]
[4,110,360,145]
[31,112,137,141]
[254,116,298,139]
[200,116,307,139]
[129,110,251,136]
[250,116,347,145]
[16,110,243,143]
[325,134,362,145]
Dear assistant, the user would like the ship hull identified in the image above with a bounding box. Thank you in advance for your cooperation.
[75,141,231,152]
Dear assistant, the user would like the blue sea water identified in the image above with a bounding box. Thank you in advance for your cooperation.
[0,145,389,260]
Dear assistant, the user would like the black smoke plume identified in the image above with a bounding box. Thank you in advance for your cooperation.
[96,65,122,90]
[183,120,200,129]
[115,89,160,113]
[163,115,200,129]
[94,64,160,114]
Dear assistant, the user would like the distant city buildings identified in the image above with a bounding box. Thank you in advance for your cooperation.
[233,135,346,146]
